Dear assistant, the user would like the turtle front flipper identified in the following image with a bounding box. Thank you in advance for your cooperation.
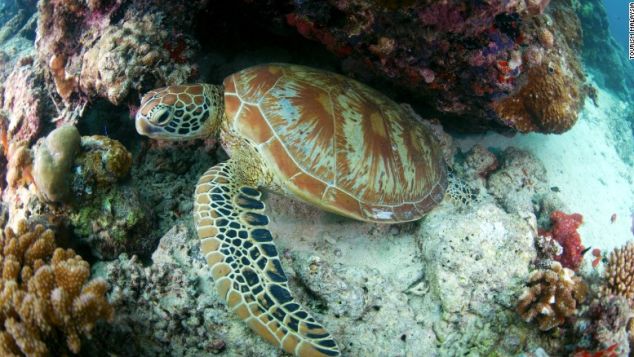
[194,161,340,357]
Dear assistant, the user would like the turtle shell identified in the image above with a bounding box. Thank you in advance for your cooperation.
[223,64,447,223]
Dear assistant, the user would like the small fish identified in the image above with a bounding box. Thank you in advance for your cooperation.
[610,213,617,224]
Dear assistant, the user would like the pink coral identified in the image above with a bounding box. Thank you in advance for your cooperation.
[539,211,585,271]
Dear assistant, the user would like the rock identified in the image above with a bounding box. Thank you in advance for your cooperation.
[487,147,563,221]
[418,201,537,355]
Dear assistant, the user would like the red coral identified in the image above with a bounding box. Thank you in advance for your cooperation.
[286,13,352,57]
[539,210,585,271]
[573,343,618,357]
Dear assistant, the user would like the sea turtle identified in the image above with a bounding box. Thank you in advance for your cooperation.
[135,63,447,357]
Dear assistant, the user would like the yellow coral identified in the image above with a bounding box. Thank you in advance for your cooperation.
[76,135,132,187]
[602,241,634,300]
[0,220,113,356]
[517,261,587,331]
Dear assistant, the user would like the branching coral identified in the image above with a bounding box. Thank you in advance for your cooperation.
[601,242,634,300]
[0,220,113,356]
[517,261,588,331]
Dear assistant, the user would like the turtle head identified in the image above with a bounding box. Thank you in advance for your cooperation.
[135,84,224,140]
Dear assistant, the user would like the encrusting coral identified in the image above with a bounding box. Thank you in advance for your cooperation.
[0,219,113,356]
[601,242,634,301]
[491,58,584,133]
[517,261,588,331]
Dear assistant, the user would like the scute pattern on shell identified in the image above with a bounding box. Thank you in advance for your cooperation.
[224,64,447,223]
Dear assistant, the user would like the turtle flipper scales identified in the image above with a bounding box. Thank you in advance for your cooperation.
[194,161,340,357]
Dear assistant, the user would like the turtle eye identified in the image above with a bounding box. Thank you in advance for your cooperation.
[153,109,171,126]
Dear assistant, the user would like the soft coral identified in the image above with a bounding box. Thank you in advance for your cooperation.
[540,210,585,271]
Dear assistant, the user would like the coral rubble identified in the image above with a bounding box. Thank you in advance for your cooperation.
[517,261,588,331]
[0,220,113,356]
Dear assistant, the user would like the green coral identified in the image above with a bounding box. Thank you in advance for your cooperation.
[73,135,132,193]
[69,135,148,259]
[70,185,146,258]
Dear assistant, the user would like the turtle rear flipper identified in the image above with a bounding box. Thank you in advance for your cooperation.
[194,161,340,357]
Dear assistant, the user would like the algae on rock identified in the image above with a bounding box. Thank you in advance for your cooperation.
[69,135,148,259]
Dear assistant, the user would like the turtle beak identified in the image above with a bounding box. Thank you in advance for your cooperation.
[135,116,156,137]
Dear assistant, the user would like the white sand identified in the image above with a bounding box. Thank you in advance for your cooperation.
[456,82,634,252]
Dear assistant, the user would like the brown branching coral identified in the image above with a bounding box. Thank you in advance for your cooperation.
[517,261,588,331]
[601,241,634,301]
[0,220,113,356]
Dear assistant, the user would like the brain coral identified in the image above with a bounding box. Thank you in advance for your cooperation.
[0,220,113,356]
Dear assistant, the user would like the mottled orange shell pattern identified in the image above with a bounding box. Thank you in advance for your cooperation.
[224,64,447,223]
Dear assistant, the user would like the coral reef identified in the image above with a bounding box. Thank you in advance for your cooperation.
[601,242,634,300]
[69,184,147,260]
[517,261,588,331]
[131,143,216,250]
[85,225,280,356]
[5,141,32,190]
[0,219,113,356]
[73,135,132,189]
[462,145,498,181]
[32,125,81,203]
[491,57,583,133]
[574,296,632,357]
[418,201,537,354]
[79,13,194,105]
[487,147,563,220]
[36,0,205,121]
[69,135,147,259]
[540,211,585,271]
[0,57,45,147]
[264,0,587,133]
